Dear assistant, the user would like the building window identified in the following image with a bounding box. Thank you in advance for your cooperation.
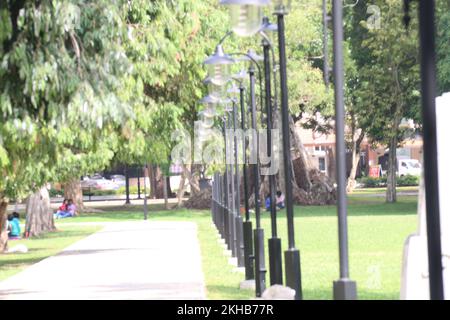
[318,157,326,172]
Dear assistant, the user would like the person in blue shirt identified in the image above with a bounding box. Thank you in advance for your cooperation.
[8,212,21,239]
[265,194,271,211]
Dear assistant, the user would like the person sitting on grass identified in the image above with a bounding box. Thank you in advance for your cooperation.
[55,199,77,219]
[67,199,77,216]
[276,191,285,209]
[7,212,21,239]
[265,194,271,211]
[55,199,68,217]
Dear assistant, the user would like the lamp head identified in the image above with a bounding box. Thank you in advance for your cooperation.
[220,0,270,37]
[227,83,241,101]
[260,16,278,32]
[204,45,235,86]
[241,49,264,65]
[232,69,248,83]
[203,77,227,99]
[272,0,292,15]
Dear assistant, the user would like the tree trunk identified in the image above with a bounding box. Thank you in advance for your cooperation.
[149,165,157,199]
[275,109,286,195]
[187,164,201,197]
[24,187,55,238]
[347,129,365,193]
[0,199,9,253]
[290,115,336,205]
[347,148,361,193]
[326,147,336,183]
[176,165,188,207]
[163,175,169,210]
[63,178,84,214]
[166,176,173,197]
[386,134,398,203]
[289,115,313,192]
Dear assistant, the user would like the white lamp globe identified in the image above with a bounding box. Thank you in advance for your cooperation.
[220,0,270,37]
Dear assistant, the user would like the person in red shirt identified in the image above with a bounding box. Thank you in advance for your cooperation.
[55,199,68,217]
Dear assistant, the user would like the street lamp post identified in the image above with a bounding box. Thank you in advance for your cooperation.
[143,164,148,220]
[124,164,131,205]
[239,83,256,280]
[261,23,283,286]
[226,108,238,258]
[331,0,357,300]
[248,63,267,297]
[228,85,245,268]
[218,173,225,239]
[222,119,232,251]
[273,0,302,299]
[204,7,269,292]
[416,0,444,300]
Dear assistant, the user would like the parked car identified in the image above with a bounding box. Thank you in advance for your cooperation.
[81,175,120,191]
[398,159,422,177]
[110,174,126,187]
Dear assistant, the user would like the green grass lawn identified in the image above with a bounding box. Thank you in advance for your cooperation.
[351,186,418,195]
[1,191,418,300]
[52,194,417,300]
[0,225,101,281]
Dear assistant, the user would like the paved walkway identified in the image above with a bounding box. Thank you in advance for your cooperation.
[0,221,206,300]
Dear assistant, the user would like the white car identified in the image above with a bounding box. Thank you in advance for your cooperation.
[81,176,120,191]
[110,175,126,187]
[398,159,422,177]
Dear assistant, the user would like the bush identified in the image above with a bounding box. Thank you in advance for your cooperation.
[49,188,64,197]
[82,186,142,197]
[397,174,419,187]
[358,175,418,188]
[359,177,387,188]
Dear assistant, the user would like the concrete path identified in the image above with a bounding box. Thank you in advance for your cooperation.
[0,221,206,300]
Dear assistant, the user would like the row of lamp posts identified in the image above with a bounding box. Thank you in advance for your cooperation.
[208,0,356,300]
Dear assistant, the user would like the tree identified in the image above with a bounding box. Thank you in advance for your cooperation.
[436,1,450,95]
[347,0,421,202]
[0,0,133,250]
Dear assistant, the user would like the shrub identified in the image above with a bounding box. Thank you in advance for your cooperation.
[397,174,419,187]
[49,188,64,197]
[359,177,387,188]
[358,175,418,188]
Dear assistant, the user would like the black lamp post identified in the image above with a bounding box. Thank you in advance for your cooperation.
[248,62,267,297]
[232,69,256,281]
[416,0,444,300]
[235,49,267,296]
[229,84,246,268]
[272,0,302,299]
[226,105,238,258]
[260,18,283,286]
[143,164,148,220]
[221,118,232,250]
[204,36,268,295]
[238,81,256,280]
[124,164,131,205]
[331,0,357,300]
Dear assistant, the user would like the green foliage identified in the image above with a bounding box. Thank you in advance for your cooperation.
[0,0,230,200]
[347,0,421,146]
[397,174,419,187]
[285,1,333,120]
[0,0,133,199]
[358,175,418,188]
[359,176,387,188]
[436,1,450,95]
